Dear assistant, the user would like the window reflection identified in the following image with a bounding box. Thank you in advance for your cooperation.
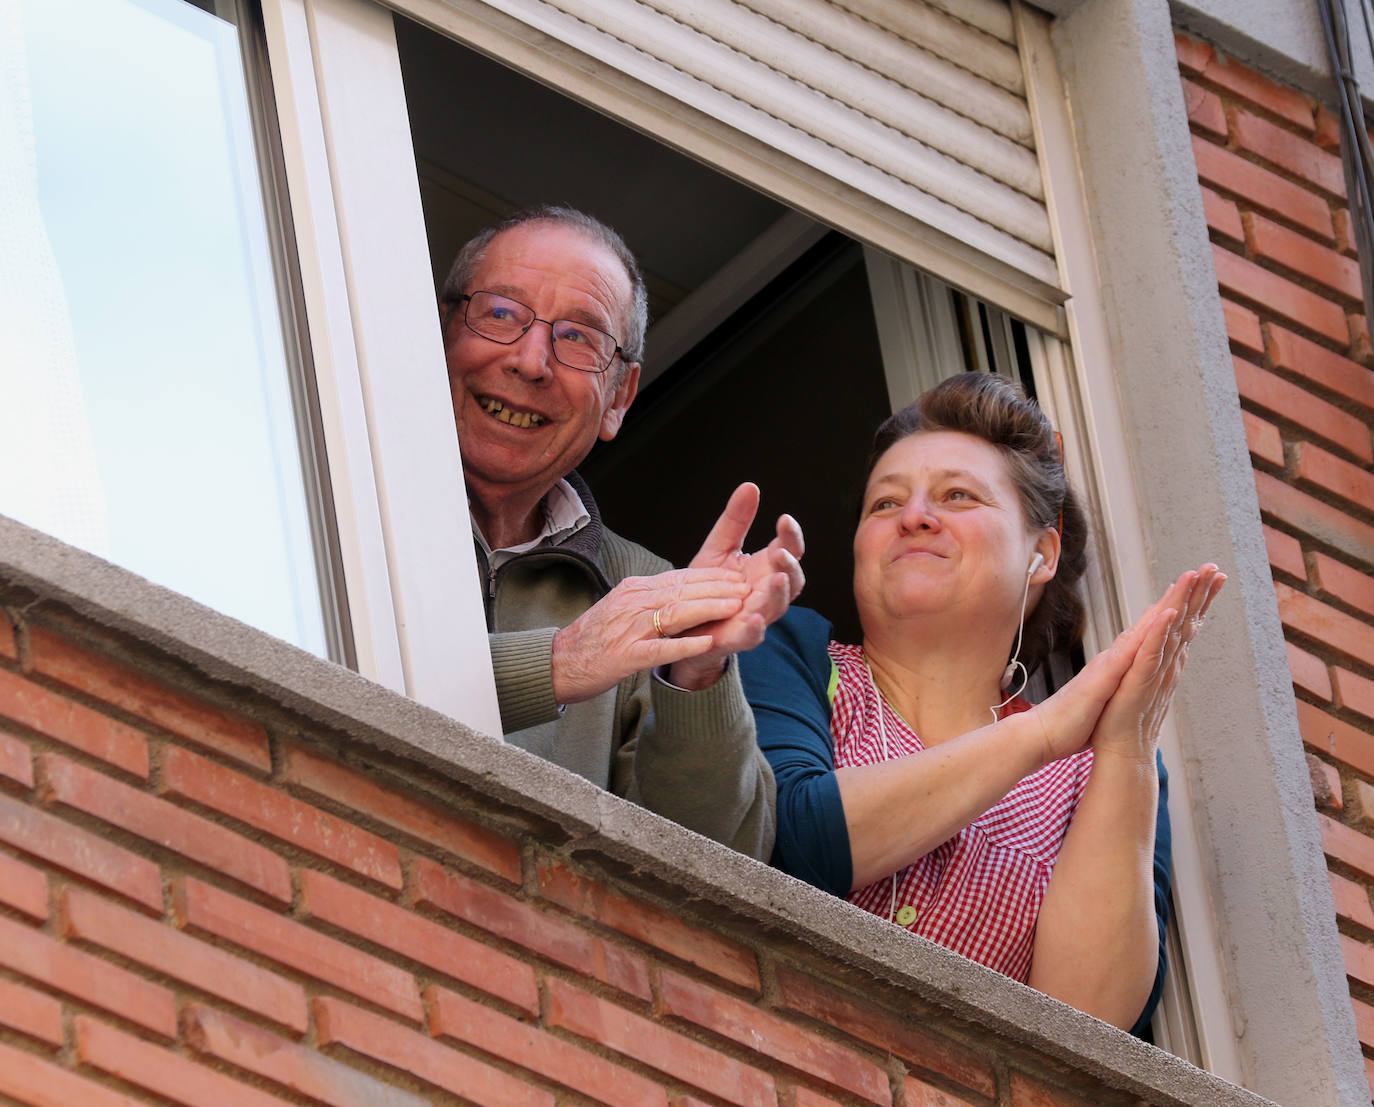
[1,0,329,656]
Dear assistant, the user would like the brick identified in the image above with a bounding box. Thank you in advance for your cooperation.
[1334,206,1357,255]
[1195,52,1315,132]
[174,876,423,1022]
[1353,313,1372,359]
[1268,324,1374,412]
[1237,359,1371,461]
[1308,752,1343,811]
[1319,812,1374,882]
[1256,471,1374,565]
[1007,1070,1098,1107]
[1354,996,1374,1053]
[185,1003,428,1107]
[28,626,270,771]
[1214,248,1348,345]
[77,1015,297,1107]
[796,972,989,1098]
[1264,525,1307,580]
[414,857,650,1000]
[535,857,760,990]
[0,911,176,1036]
[1174,33,1213,78]
[43,752,291,902]
[0,976,63,1046]
[1331,871,1374,929]
[1287,640,1332,700]
[1275,582,1374,666]
[545,977,775,1107]
[1249,214,1362,301]
[1232,108,1345,196]
[64,885,308,1032]
[1315,104,1342,151]
[0,729,34,789]
[0,849,49,919]
[1335,666,1374,722]
[1223,297,1264,355]
[1294,441,1374,509]
[1182,77,1226,138]
[0,1038,145,1107]
[282,745,521,882]
[314,996,552,1107]
[0,668,147,778]
[902,1078,981,1107]
[1193,138,1332,241]
[1342,933,1374,989]
[300,869,537,1014]
[657,968,890,1105]
[0,612,14,660]
[426,984,668,1107]
[1313,553,1374,617]
[1241,409,1284,467]
[1299,700,1374,778]
[164,746,400,889]
[795,1091,846,1107]
[1355,779,1374,828]
[0,791,161,910]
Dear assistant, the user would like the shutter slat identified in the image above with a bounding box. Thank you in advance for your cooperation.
[829,0,1024,94]
[924,0,1017,45]
[740,0,1032,147]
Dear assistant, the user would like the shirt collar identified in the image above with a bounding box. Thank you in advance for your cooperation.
[473,478,592,567]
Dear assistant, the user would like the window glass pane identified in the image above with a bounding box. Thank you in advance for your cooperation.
[0,0,329,655]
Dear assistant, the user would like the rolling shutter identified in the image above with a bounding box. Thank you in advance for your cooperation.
[402,0,1064,330]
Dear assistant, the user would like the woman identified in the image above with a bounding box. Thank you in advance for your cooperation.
[740,373,1223,1033]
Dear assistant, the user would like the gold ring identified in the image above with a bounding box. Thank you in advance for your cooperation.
[652,608,666,638]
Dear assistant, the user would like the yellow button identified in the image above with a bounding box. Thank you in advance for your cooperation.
[895,905,917,927]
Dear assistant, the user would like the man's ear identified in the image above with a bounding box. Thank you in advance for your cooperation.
[598,360,640,442]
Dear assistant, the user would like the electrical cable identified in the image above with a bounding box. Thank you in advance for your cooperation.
[1318,0,1374,332]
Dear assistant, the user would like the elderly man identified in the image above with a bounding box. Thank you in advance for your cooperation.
[439,206,803,859]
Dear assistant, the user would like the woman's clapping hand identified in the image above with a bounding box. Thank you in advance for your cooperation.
[1030,565,1225,767]
[1090,564,1225,760]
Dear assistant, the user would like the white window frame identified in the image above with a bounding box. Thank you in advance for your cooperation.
[251,0,1239,1071]
[1013,5,1241,1078]
[260,0,501,736]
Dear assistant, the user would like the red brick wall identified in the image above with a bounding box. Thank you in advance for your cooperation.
[1178,31,1374,1099]
[0,602,1161,1107]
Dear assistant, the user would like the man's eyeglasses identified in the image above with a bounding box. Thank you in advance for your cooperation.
[453,290,626,375]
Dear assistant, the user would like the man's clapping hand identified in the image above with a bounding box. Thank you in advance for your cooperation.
[550,483,804,703]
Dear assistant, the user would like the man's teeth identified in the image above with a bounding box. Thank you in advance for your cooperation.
[478,398,545,428]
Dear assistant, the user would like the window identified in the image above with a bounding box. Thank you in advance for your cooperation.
[1,0,343,658]
[391,8,1230,1061]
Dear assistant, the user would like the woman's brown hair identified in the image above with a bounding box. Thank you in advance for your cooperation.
[864,372,1088,674]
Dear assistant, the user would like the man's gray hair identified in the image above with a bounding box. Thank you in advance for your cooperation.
[440,205,649,370]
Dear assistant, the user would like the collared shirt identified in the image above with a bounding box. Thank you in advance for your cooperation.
[473,478,592,583]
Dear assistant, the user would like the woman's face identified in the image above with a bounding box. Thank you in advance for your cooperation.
[853,430,1054,633]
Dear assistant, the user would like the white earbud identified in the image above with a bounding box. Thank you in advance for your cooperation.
[997,553,1047,703]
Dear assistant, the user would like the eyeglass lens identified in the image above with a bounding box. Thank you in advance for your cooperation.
[464,291,615,372]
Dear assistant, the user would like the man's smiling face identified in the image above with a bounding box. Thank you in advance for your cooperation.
[443,222,640,528]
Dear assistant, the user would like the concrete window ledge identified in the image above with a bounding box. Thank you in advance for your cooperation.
[0,513,1272,1107]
